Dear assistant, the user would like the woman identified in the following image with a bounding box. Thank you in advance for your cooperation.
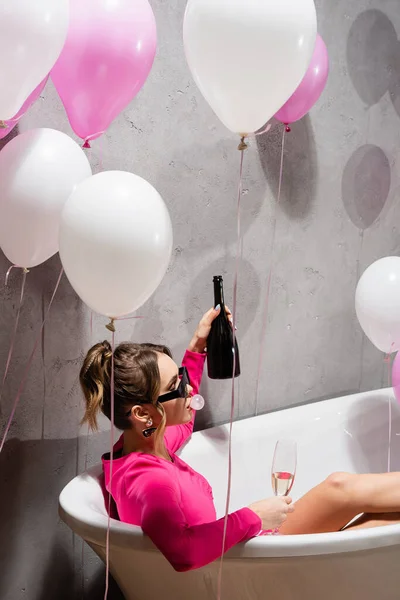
[80,307,400,572]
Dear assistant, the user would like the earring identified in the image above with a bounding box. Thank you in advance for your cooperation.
[142,418,156,438]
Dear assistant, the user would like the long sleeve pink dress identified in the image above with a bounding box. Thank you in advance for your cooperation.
[102,349,261,572]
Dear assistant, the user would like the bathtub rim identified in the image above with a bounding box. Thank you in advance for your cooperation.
[59,467,400,558]
[59,384,400,560]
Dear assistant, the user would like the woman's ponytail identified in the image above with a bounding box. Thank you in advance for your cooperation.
[80,340,112,431]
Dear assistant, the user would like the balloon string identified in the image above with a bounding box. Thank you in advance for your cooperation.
[217,138,247,600]
[254,122,272,137]
[82,130,106,150]
[356,231,365,392]
[0,268,29,412]
[115,316,145,321]
[5,264,29,286]
[0,267,63,454]
[81,422,90,599]
[82,311,94,597]
[103,314,141,599]
[99,135,104,173]
[104,328,115,600]
[384,350,394,473]
[105,316,145,333]
[254,125,287,415]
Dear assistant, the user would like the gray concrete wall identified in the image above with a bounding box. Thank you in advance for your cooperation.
[1,0,400,597]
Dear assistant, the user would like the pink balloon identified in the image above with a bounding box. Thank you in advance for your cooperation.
[274,34,329,125]
[393,352,400,404]
[0,77,48,141]
[51,0,157,147]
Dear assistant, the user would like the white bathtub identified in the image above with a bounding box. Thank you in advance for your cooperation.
[59,388,400,600]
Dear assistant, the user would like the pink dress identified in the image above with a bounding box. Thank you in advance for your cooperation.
[102,350,262,572]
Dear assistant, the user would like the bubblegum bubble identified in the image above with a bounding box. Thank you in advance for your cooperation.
[190,394,205,410]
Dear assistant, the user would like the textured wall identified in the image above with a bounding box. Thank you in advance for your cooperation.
[1,0,400,598]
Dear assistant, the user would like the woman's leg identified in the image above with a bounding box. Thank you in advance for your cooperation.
[280,472,400,535]
[343,512,400,530]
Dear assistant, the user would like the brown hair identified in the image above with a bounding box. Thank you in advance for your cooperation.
[80,341,172,441]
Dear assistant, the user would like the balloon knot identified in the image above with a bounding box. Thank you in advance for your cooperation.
[285,125,291,133]
[237,136,248,151]
[82,139,91,149]
[0,120,8,129]
[23,268,30,274]
[105,318,116,333]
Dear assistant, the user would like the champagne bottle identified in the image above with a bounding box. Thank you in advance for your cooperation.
[207,275,241,379]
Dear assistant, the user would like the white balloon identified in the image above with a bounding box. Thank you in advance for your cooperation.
[0,129,92,268]
[183,0,317,134]
[59,171,173,318]
[355,257,400,354]
[0,0,69,120]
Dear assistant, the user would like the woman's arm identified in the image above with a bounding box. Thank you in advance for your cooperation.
[134,473,261,572]
[164,349,206,453]
[164,306,231,454]
[182,349,206,395]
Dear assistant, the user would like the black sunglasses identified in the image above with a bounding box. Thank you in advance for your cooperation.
[125,367,190,416]
[157,366,190,403]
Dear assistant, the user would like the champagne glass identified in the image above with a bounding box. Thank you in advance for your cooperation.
[271,440,297,497]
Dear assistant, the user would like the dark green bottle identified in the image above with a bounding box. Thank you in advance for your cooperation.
[207,276,240,379]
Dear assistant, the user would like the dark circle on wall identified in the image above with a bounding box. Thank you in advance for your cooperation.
[342,144,391,229]
[347,10,398,106]
[256,118,317,221]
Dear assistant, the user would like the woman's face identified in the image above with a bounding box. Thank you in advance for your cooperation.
[156,352,194,426]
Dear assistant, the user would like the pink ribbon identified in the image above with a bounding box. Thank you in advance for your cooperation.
[254,122,272,137]
[115,315,145,321]
[0,267,64,454]
[254,125,287,416]
[102,314,144,599]
[104,328,115,600]
[0,267,29,415]
[81,422,90,596]
[217,142,246,600]
[217,126,274,598]
[384,346,394,473]
[5,264,28,287]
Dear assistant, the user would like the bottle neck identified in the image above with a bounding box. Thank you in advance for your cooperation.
[213,278,224,308]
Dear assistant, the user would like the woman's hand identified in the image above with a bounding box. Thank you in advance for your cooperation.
[188,305,232,354]
[248,496,294,530]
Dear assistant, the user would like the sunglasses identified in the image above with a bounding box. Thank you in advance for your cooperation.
[125,366,191,416]
[157,366,190,403]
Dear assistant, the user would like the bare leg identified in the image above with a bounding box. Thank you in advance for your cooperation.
[343,512,400,530]
[280,472,400,535]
